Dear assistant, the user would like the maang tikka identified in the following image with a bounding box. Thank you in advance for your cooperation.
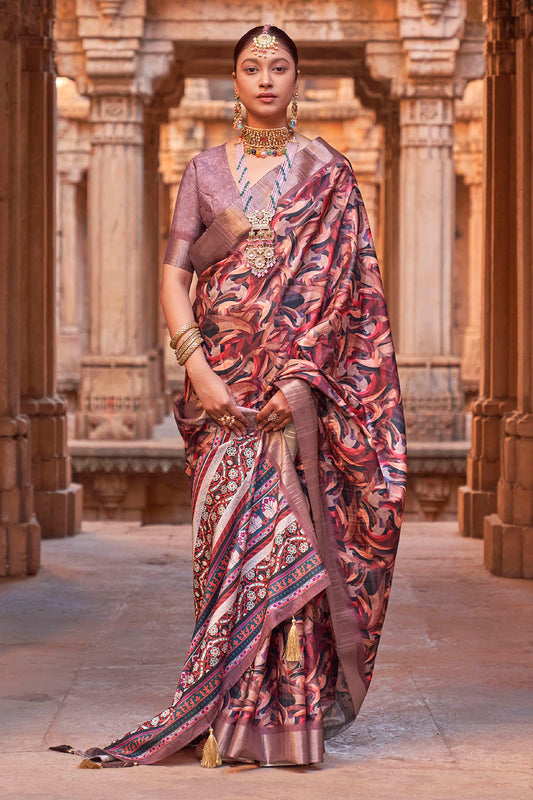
[233,92,243,130]
[251,24,278,58]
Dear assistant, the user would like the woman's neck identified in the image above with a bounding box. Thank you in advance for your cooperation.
[245,114,288,130]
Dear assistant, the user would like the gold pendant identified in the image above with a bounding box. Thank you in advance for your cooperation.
[244,210,276,277]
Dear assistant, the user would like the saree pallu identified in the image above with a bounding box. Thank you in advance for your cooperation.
[86,139,407,767]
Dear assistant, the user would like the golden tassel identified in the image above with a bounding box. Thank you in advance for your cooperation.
[283,616,301,663]
[77,758,103,770]
[200,727,222,769]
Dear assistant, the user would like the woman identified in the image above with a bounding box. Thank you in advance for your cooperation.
[56,24,406,769]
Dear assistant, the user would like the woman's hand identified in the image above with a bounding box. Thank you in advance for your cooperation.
[256,390,293,432]
[191,367,248,436]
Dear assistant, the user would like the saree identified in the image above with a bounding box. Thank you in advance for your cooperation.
[80,138,407,767]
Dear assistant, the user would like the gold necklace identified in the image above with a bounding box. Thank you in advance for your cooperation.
[240,126,294,158]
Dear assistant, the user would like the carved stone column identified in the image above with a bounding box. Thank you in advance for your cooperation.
[0,2,40,576]
[56,79,90,417]
[458,2,518,539]
[18,3,82,541]
[56,172,88,400]
[484,2,533,578]
[1,1,82,563]
[54,0,185,441]
[75,94,164,440]
[366,0,485,441]
[379,105,401,337]
[453,80,484,396]
[461,176,483,386]
[397,95,465,440]
[144,107,167,424]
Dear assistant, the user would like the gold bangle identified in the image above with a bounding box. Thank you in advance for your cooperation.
[175,329,200,356]
[175,331,203,362]
[175,330,202,360]
[170,321,199,349]
[170,321,199,350]
[177,338,203,366]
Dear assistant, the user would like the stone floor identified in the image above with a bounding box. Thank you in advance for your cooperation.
[1,521,532,800]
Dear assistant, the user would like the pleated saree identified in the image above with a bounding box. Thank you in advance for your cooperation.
[75,137,407,767]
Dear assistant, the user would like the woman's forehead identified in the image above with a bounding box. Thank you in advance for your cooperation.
[236,43,294,66]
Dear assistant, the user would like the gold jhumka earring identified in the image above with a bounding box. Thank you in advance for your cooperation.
[289,91,298,130]
[233,92,243,130]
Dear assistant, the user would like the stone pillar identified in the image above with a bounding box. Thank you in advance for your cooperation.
[453,80,484,396]
[365,0,485,441]
[18,4,82,540]
[144,108,167,424]
[56,78,90,418]
[458,2,517,539]
[0,2,40,576]
[56,172,88,397]
[1,1,82,567]
[484,3,533,578]
[461,176,483,387]
[75,94,165,440]
[396,95,464,441]
[379,105,401,337]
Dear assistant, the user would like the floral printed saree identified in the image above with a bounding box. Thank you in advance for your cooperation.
[74,138,406,767]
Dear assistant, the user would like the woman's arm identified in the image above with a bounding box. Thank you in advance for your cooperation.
[160,264,248,435]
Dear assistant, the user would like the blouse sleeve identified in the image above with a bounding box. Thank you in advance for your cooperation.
[163,157,205,272]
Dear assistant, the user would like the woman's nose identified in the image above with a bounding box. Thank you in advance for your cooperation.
[259,72,273,87]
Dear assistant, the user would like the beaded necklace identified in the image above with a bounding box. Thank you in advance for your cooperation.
[236,139,298,277]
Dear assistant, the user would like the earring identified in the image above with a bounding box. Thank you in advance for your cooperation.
[233,92,243,130]
[289,91,298,130]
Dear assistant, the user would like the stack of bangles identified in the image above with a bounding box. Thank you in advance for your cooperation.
[169,321,204,366]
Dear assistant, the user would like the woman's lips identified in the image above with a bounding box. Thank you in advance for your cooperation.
[258,94,276,101]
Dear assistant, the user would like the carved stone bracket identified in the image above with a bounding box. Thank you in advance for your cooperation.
[418,0,449,24]
[366,1,484,101]
[96,0,125,19]
[413,476,452,519]
[93,473,128,518]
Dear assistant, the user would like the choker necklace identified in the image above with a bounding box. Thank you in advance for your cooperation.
[240,126,295,158]
[236,139,298,277]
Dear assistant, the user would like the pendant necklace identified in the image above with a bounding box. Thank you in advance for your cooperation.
[236,138,298,278]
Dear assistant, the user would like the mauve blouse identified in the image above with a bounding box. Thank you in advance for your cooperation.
[164,143,249,273]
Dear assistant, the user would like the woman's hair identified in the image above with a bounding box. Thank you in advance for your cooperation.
[233,25,299,72]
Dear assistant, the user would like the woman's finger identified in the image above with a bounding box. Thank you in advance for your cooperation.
[213,405,248,436]
[257,391,292,431]
[257,408,288,432]
[226,401,248,435]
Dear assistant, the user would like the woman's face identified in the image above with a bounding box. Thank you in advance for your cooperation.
[233,43,298,128]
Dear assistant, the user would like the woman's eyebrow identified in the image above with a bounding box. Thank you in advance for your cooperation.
[240,56,291,65]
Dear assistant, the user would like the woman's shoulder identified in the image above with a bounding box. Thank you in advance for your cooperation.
[303,136,354,171]
[188,143,227,172]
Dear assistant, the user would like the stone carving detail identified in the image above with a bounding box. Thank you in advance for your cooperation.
[101,97,128,119]
[87,414,137,440]
[413,476,451,519]
[96,0,124,18]
[93,473,128,518]
[418,0,449,24]
[400,97,454,148]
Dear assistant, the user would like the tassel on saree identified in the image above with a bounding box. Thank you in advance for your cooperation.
[283,616,301,663]
[77,758,103,770]
[200,727,222,768]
